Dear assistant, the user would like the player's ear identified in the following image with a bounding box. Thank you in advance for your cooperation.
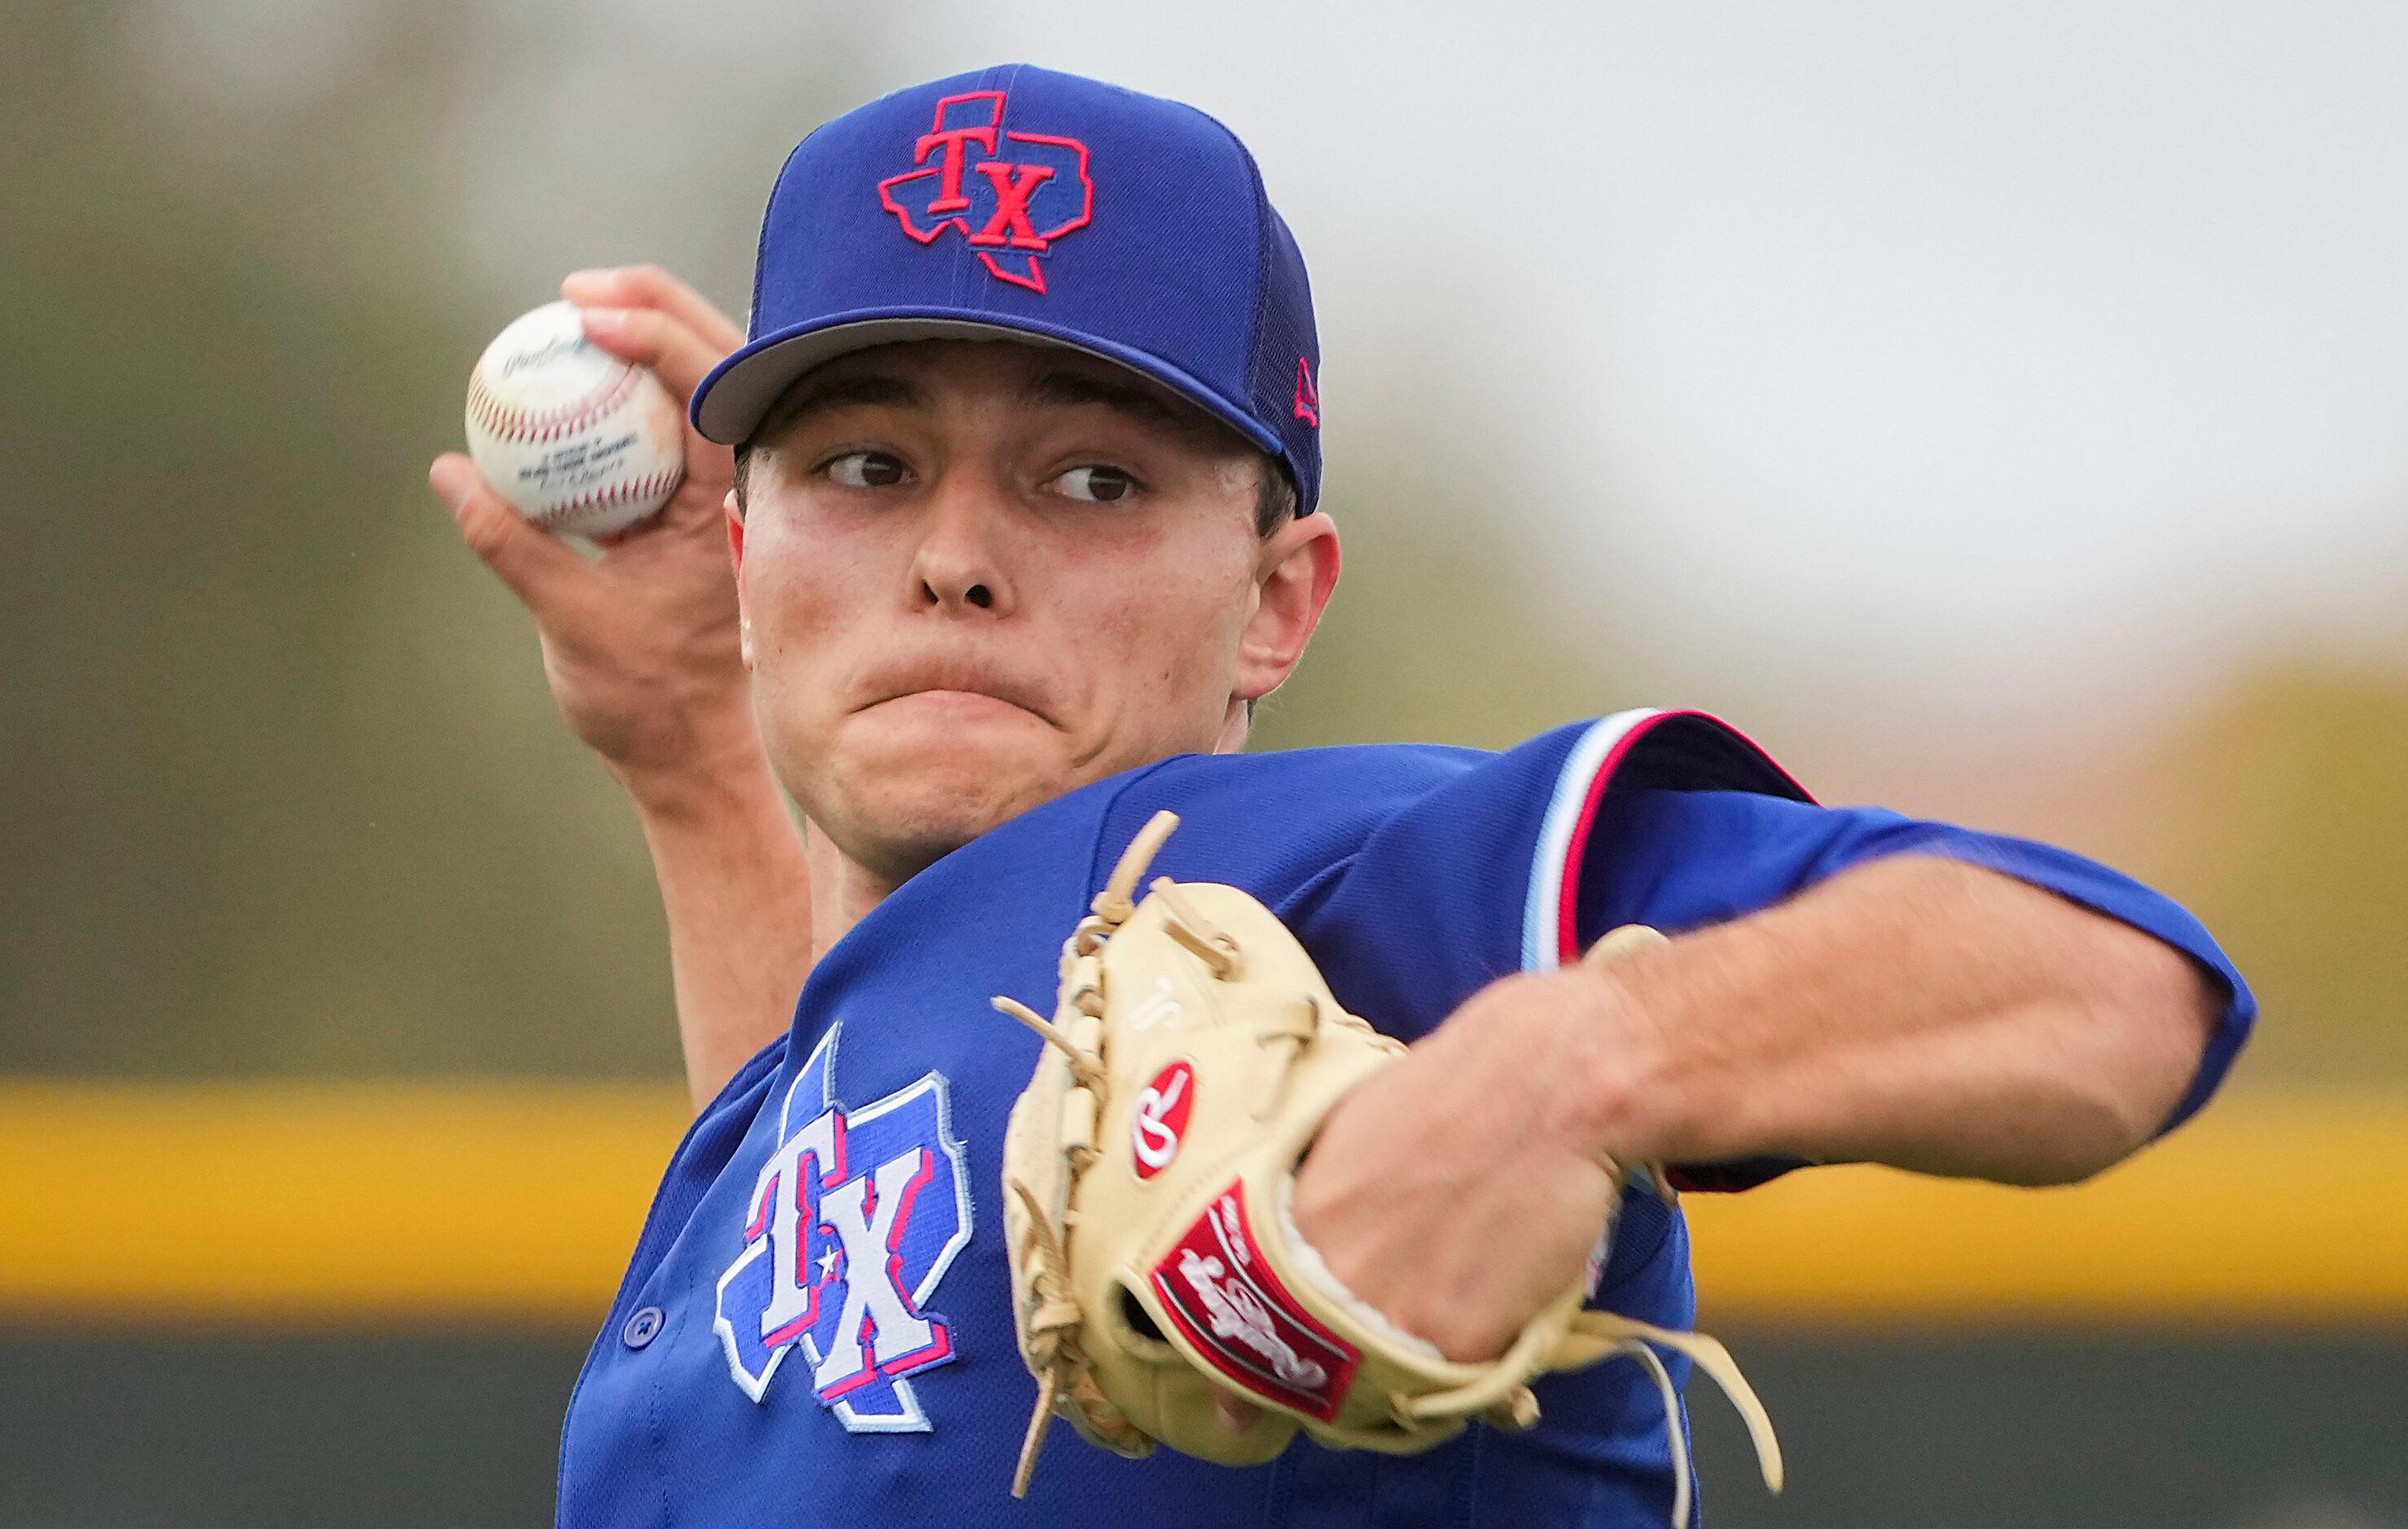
[1233,512,1339,703]
[726,490,755,672]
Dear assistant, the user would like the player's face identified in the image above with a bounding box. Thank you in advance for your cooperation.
[731,340,1335,887]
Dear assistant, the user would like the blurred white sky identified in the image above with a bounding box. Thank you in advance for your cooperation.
[147,0,2408,743]
[884,0,2408,741]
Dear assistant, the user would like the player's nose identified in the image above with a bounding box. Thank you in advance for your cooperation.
[907,468,1016,618]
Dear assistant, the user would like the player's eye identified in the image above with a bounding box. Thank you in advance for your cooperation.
[822,450,909,489]
[1051,464,1138,504]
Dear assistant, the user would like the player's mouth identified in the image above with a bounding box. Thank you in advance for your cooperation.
[872,689,1042,727]
[856,660,1060,729]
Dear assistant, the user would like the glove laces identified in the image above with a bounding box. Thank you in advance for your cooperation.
[992,811,1186,1496]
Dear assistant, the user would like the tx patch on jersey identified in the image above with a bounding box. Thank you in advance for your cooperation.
[713,1024,973,1432]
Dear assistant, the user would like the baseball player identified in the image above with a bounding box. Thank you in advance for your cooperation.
[427,66,2252,1527]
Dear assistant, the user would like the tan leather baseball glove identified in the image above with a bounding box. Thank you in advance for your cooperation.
[993,811,1782,1526]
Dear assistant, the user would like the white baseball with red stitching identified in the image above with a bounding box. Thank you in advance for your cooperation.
[464,300,686,536]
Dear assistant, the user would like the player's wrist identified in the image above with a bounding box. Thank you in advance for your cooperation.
[1551,966,1699,1170]
[612,725,790,829]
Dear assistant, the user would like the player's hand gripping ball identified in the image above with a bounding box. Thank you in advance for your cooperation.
[464,300,686,537]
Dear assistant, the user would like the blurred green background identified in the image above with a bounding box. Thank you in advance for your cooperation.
[0,0,1664,1081]
[4,1,2405,1524]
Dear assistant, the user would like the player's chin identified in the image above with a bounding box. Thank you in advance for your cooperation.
[831,708,1079,870]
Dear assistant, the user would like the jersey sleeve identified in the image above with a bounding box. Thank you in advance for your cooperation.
[1288,712,2255,1193]
[1582,787,2255,1181]
[1284,712,1814,1046]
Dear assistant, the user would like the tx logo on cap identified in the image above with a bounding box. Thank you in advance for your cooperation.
[877,91,1094,295]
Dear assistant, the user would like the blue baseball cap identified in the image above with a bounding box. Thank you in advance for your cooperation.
[690,64,1324,511]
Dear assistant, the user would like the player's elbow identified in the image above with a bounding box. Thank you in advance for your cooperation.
[2021,929,2221,1185]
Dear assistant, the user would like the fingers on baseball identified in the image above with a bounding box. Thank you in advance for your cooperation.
[429,453,584,605]
[561,265,743,350]
[594,484,715,544]
[572,304,730,405]
[572,307,739,502]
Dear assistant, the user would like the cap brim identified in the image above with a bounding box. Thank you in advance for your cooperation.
[691,309,1287,467]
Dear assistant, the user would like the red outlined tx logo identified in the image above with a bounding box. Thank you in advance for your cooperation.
[877,91,1094,295]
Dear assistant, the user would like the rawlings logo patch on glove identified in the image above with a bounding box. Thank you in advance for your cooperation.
[993,811,1782,1527]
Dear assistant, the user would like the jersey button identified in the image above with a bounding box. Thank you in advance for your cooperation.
[621,1305,665,1350]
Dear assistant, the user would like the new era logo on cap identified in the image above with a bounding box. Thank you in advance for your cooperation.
[691,64,1325,513]
[877,92,1093,295]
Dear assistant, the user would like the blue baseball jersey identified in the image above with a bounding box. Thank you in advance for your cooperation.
[557,712,2252,1528]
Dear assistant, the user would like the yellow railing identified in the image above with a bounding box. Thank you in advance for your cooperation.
[1686,1093,2408,1327]
[0,1082,691,1327]
[2,1084,2401,1330]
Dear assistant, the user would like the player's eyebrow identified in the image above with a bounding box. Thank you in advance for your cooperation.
[752,372,925,445]
[1020,370,1238,453]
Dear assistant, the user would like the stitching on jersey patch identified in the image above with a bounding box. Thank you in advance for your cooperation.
[713,1023,974,1433]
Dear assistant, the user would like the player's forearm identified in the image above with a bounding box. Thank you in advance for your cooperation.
[624,743,816,1109]
[1580,854,2220,1185]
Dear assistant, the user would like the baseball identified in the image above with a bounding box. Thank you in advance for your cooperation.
[464,300,685,537]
